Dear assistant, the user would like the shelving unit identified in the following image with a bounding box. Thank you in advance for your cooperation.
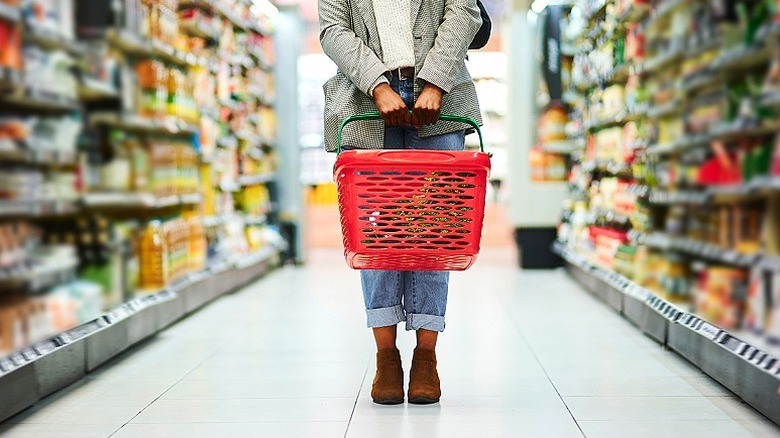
[554,0,780,425]
[0,0,284,421]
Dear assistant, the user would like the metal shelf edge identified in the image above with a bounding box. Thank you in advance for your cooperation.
[0,248,280,422]
[554,241,780,426]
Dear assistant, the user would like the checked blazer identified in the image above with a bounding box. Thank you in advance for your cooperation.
[319,0,484,152]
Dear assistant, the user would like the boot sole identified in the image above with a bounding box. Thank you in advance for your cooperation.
[408,397,440,405]
[372,398,404,405]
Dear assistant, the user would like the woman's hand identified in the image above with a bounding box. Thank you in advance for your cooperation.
[412,83,443,127]
[373,84,411,126]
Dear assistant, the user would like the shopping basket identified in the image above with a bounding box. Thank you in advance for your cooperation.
[334,112,491,271]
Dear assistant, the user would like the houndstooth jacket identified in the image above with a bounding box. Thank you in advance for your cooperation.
[319,0,484,152]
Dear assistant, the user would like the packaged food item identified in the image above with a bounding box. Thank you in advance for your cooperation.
[137,60,168,118]
[766,272,780,344]
[744,267,767,335]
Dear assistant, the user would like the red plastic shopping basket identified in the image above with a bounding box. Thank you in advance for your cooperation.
[334,113,491,271]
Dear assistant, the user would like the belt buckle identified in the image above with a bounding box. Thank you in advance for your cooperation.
[398,68,411,81]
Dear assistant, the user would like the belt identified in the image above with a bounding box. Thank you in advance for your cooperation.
[389,67,415,80]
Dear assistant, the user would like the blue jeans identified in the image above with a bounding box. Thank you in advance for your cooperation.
[361,75,465,332]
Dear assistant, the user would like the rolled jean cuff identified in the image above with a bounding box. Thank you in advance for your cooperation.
[405,313,445,332]
[366,305,406,328]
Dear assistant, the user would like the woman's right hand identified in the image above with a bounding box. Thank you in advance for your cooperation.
[373,84,411,127]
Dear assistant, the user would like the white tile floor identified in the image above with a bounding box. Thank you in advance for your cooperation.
[2,248,780,437]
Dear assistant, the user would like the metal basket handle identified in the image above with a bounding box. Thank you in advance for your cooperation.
[337,112,484,155]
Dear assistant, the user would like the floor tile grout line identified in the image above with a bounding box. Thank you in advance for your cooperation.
[494,274,587,438]
[344,357,371,438]
[106,317,253,437]
[105,348,223,437]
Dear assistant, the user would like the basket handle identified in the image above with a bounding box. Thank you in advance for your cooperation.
[337,112,484,155]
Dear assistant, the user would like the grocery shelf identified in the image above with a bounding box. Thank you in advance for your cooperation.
[82,193,202,210]
[217,6,249,31]
[758,22,780,41]
[584,112,636,131]
[237,173,275,186]
[584,0,610,27]
[646,100,683,119]
[642,46,684,74]
[0,199,79,218]
[648,0,686,28]
[680,72,720,95]
[581,160,631,176]
[762,90,780,108]
[0,246,281,423]
[78,77,120,101]
[711,120,780,142]
[217,135,239,149]
[0,1,20,22]
[617,3,650,25]
[712,43,773,74]
[0,87,81,113]
[179,0,211,10]
[22,26,84,55]
[0,66,21,88]
[180,20,218,41]
[594,208,631,224]
[107,29,205,68]
[218,181,240,192]
[0,147,77,167]
[631,231,759,268]
[643,133,711,156]
[648,188,710,205]
[647,178,780,205]
[553,241,780,426]
[90,113,199,136]
[540,140,582,155]
[0,257,79,293]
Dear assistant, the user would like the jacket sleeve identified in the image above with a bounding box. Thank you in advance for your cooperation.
[319,0,390,95]
[417,0,481,93]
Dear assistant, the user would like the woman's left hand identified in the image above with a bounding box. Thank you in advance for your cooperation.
[412,83,443,128]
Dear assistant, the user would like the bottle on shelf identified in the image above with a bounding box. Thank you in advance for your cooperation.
[139,220,169,290]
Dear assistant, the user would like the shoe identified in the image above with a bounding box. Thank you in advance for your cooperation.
[371,348,404,405]
[408,348,440,404]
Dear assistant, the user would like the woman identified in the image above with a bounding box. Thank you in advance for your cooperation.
[319,0,482,405]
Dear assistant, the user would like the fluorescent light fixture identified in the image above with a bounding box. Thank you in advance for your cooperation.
[251,0,279,18]
[530,0,572,14]
[530,0,549,13]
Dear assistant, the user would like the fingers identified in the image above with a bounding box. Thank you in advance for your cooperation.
[412,104,440,127]
[379,99,408,126]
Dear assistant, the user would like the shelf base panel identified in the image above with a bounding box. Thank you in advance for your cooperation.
[560,249,780,426]
[0,249,280,423]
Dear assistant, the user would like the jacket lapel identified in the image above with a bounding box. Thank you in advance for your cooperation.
[411,0,422,26]
[354,0,380,51]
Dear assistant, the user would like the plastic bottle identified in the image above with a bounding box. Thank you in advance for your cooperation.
[167,68,182,118]
[186,215,206,272]
[139,220,169,290]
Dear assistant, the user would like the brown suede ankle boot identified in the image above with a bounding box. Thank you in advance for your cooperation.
[408,348,440,404]
[371,348,404,405]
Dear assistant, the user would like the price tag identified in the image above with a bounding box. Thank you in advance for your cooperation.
[9,352,26,366]
[0,357,13,373]
[698,322,721,340]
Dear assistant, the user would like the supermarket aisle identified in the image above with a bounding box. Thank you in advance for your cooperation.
[1,249,779,438]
